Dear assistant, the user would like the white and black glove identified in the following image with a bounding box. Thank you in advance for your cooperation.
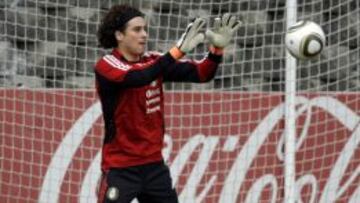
[176,18,206,53]
[206,13,241,48]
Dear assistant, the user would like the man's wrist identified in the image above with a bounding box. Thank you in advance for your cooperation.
[209,45,224,55]
[169,46,185,60]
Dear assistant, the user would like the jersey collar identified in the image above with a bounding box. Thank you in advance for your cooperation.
[112,49,125,61]
[111,49,143,63]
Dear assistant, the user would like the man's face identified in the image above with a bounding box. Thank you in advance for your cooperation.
[116,17,147,58]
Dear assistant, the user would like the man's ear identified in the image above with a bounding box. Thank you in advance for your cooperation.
[115,30,124,41]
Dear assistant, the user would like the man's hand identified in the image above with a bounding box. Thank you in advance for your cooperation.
[206,13,241,48]
[176,18,206,53]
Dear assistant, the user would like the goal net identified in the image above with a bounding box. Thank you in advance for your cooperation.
[1,0,359,202]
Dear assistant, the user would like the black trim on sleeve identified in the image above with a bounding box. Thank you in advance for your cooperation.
[121,52,176,87]
[163,62,199,82]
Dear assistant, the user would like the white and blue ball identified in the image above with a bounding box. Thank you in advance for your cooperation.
[285,21,326,59]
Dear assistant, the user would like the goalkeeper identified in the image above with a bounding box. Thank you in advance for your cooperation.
[95,4,240,203]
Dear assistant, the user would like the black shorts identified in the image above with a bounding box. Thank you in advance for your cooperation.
[98,161,178,203]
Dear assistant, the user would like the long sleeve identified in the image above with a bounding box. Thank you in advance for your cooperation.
[163,52,222,83]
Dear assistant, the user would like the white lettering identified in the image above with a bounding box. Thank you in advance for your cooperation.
[294,174,318,203]
[349,185,360,203]
[276,97,311,161]
[178,136,219,203]
[306,97,360,203]
[146,105,160,114]
[146,96,160,106]
[79,151,101,203]
[319,125,360,203]
[170,134,208,186]
[146,88,160,98]
[219,102,287,203]
[222,135,239,152]
[39,102,102,203]
[245,174,277,203]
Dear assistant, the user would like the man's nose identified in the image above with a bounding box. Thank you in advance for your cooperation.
[142,29,148,38]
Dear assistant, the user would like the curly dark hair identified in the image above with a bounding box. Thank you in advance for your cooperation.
[97,5,144,49]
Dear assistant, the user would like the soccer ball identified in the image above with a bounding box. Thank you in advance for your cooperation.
[285,21,326,59]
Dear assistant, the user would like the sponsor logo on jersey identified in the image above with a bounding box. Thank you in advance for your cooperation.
[145,82,161,114]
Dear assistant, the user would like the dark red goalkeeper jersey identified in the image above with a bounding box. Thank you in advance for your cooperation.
[94,49,222,170]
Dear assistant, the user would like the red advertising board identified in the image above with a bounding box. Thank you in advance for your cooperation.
[1,90,359,202]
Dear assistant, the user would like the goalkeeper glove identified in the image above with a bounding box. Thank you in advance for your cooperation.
[206,13,241,49]
[176,18,206,53]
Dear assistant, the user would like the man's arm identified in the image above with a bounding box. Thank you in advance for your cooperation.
[163,49,222,83]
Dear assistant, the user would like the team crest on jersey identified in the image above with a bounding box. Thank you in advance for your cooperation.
[106,186,120,201]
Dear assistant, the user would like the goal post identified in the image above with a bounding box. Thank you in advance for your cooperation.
[1,0,359,203]
[284,0,297,203]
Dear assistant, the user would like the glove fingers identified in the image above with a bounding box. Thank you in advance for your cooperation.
[192,18,205,32]
[176,32,185,48]
[186,18,199,38]
[183,22,194,39]
[179,22,194,47]
[228,15,236,27]
[205,29,215,42]
[206,14,239,49]
[192,33,205,46]
[195,18,206,33]
[177,18,205,53]
[231,20,242,32]
[186,23,193,32]
[213,17,221,30]
[222,13,231,27]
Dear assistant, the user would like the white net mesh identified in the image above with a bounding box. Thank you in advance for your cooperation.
[0,0,359,202]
